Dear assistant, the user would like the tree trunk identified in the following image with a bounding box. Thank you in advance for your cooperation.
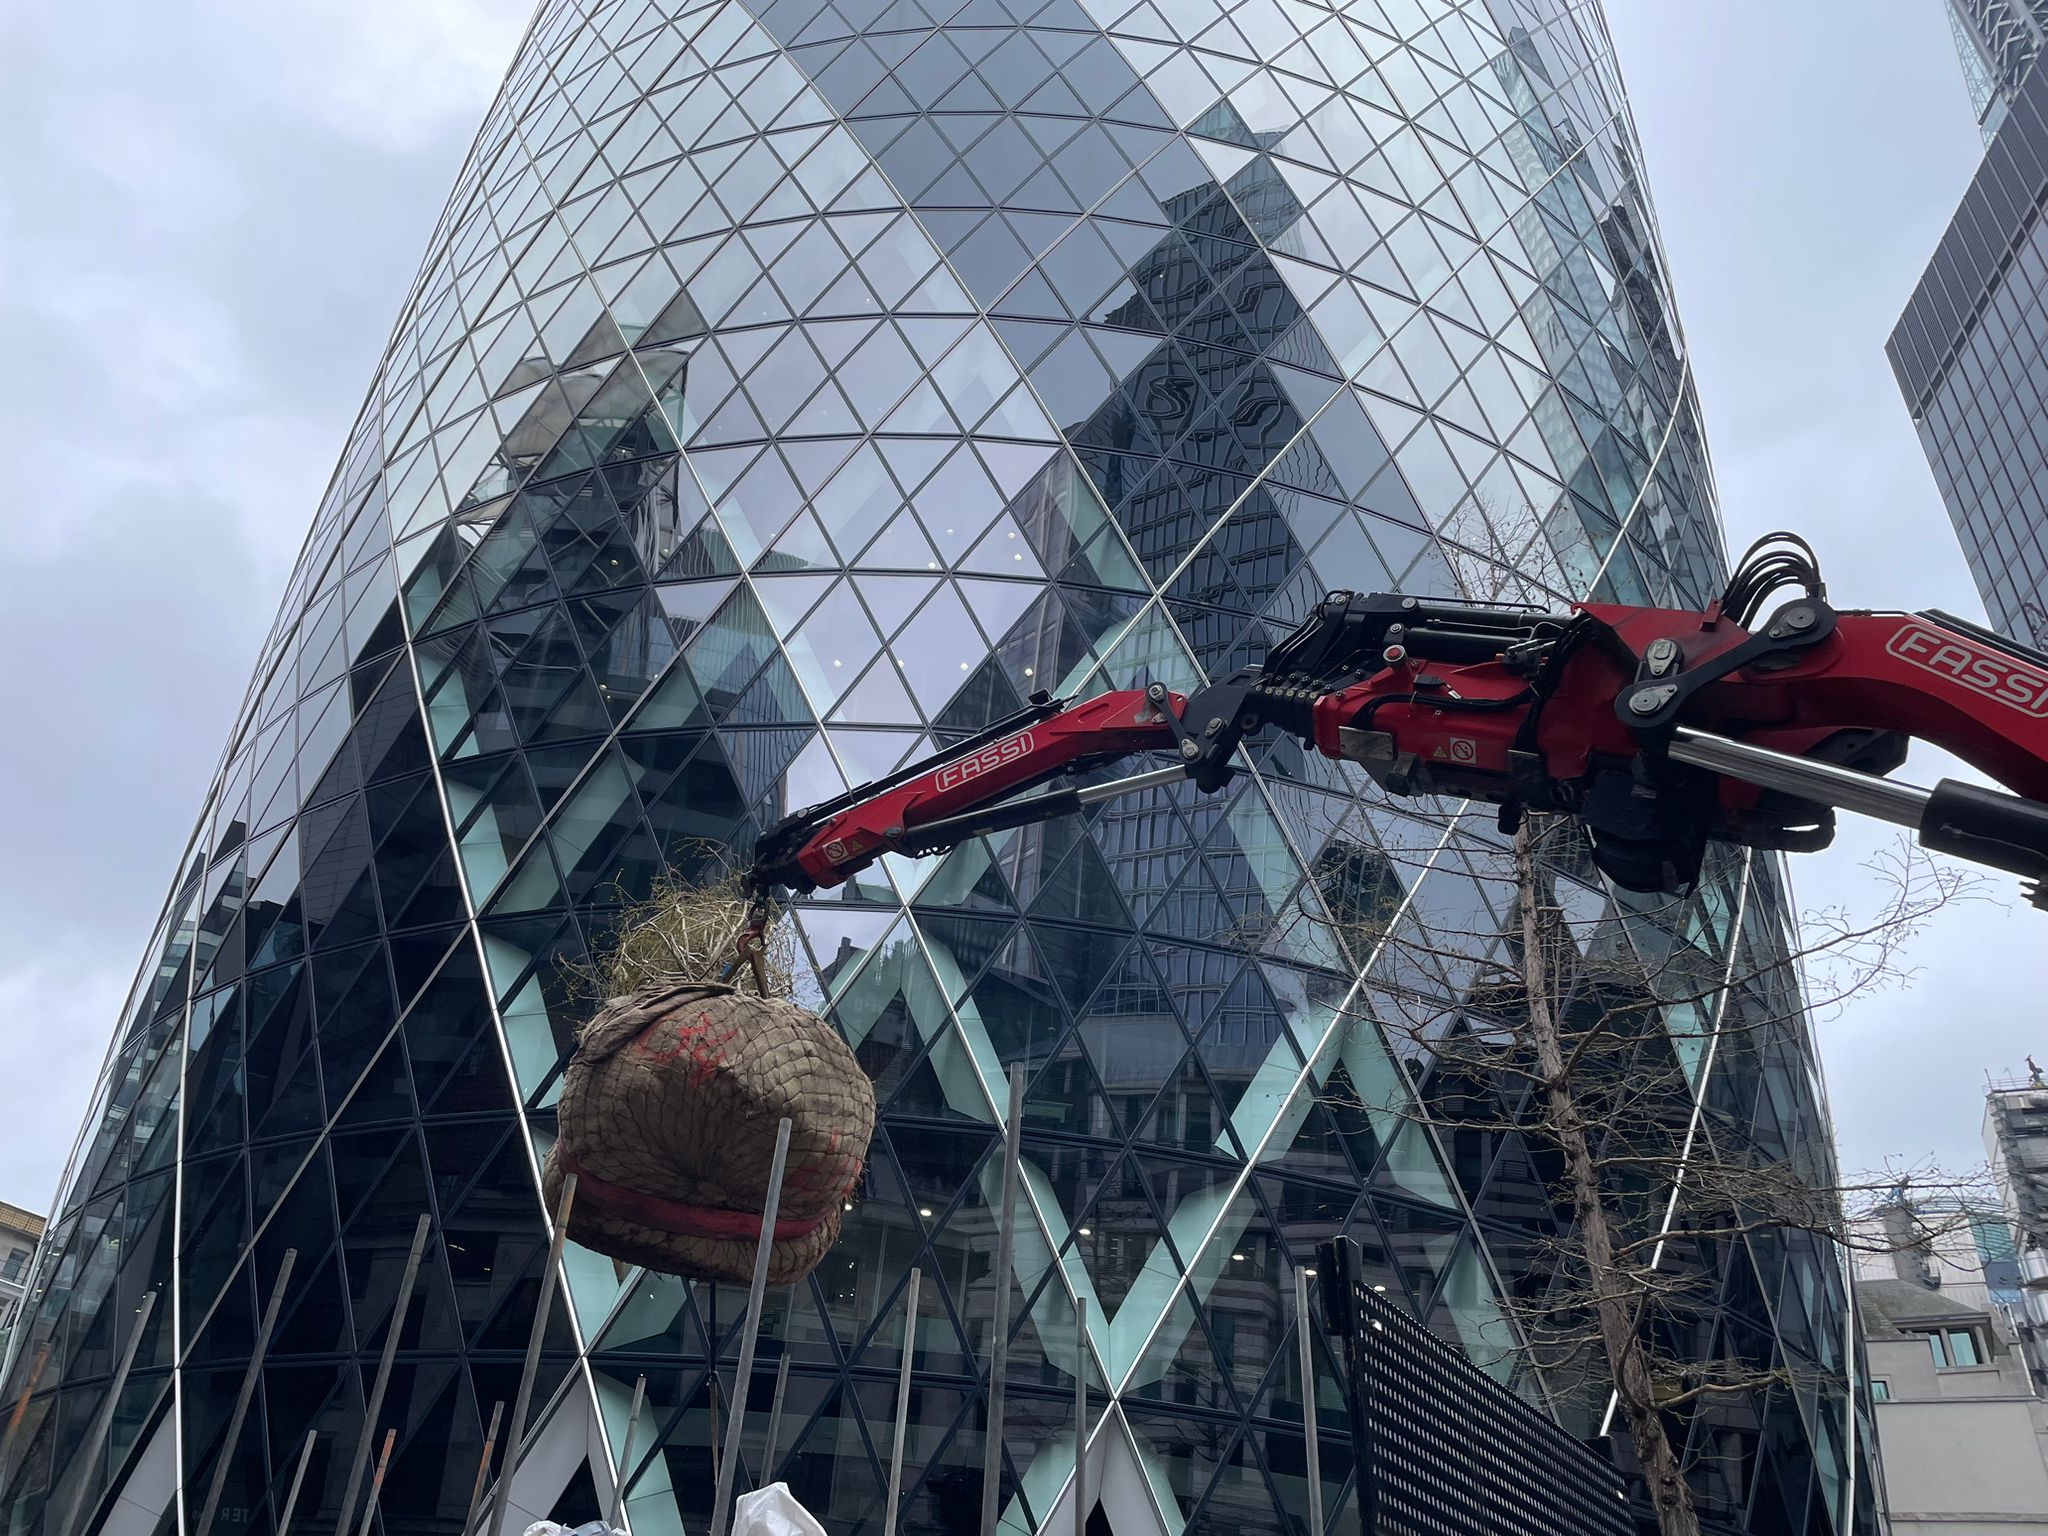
[1513,823,1700,1536]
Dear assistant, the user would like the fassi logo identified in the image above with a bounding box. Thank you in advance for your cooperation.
[935,729,1035,791]
[1886,621,2048,716]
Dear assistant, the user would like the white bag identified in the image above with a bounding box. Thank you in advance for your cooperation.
[729,1482,828,1536]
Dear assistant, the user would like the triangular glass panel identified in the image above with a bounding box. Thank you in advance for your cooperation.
[757,508,839,572]
[828,653,921,725]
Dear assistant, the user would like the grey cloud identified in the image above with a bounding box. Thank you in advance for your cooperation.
[0,0,530,1211]
[1608,0,2038,1180]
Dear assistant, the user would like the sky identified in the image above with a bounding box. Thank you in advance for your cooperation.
[0,0,538,1211]
[1602,0,2033,1183]
[0,0,2026,1212]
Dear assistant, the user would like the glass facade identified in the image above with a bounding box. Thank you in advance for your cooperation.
[1891,52,2048,646]
[3,0,1872,1532]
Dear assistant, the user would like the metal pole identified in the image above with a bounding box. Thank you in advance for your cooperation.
[196,1247,298,1536]
[1667,726,1932,826]
[57,1289,156,1536]
[356,1428,397,1536]
[707,1369,721,1488]
[274,1429,318,1536]
[709,1118,793,1536]
[488,1176,578,1536]
[882,1270,921,1536]
[1073,763,1196,805]
[1295,1267,1323,1536]
[762,1351,792,1479]
[1,1343,49,1478]
[338,1215,431,1535]
[465,1401,504,1536]
[979,1064,1025,1536]
[607,1374,647,1530]
[1072,1296,1087,1536]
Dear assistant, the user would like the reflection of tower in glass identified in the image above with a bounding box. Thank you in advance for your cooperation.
[4,1,1869,1533]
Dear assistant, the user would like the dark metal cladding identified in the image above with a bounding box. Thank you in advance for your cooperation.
[1321,1238,1633,1536]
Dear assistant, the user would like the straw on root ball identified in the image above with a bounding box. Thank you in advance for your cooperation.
[584,870,800,1001]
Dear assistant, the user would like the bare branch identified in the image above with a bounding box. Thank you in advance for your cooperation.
[1265,807,1982,1536]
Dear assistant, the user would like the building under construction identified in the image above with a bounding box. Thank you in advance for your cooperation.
[1985,1072,2048,1387]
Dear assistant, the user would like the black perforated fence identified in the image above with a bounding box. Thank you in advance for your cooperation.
[1321,1238,1636,1536]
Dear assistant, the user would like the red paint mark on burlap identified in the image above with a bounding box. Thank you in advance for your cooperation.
[633,1009,738,1089]
[783,1129,863,1203]
[559,1152,832,1242]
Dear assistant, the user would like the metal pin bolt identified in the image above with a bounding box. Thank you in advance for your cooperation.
[1180,739,1200,759]
[1644,638,1678,676]
[1628,685,1675,716]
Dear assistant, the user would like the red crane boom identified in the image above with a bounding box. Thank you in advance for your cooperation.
[741,535,2048,929]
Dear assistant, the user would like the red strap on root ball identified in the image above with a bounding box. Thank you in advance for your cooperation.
[559,1152,835,1242]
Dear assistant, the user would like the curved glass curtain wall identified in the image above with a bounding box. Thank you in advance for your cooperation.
[0,0,1876,1532]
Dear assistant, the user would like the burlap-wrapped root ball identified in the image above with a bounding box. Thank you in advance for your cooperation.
[542,980,874,1284]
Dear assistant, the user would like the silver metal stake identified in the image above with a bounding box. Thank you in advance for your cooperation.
[882,1270,921,1536]
[57,1289,156,1536]
[274,1429,318,1536]
[709,1118,794,1536]
[0,1343,50,1486]
[979,1064,1025,1536]
[196,1248,298,1536]
[488,1176,578,1536]
[465,1401,505,1536]
[762,1351,792,1479]
[339,1215,432,1535]
[356,1428,397,1536]
[1296,1267,1324,1536]
[1073,1296,1088,1536]
[608,1374,647,1530]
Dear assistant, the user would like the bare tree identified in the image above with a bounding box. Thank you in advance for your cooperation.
[1279,800,1985,1536]
[1248,502,1990,1530]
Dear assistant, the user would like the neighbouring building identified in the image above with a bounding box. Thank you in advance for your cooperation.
[0,0,1874,1532]
[1946,0,2048,140]
[1888,24,2048,646]
[1854,1192,2026,1329]
[0,1203,44,1344]
[1859,1278,2048,1532]
[1985,1073,2048,1385]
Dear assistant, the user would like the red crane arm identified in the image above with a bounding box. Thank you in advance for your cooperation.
[745,537,2048,914]
[758,687,1182,892]
[1301,603,2048,802]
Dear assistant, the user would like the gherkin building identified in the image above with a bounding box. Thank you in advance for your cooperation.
[1,0,1876,1532]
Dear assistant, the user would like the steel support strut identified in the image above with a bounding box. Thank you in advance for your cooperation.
[1667,726,2048,896]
